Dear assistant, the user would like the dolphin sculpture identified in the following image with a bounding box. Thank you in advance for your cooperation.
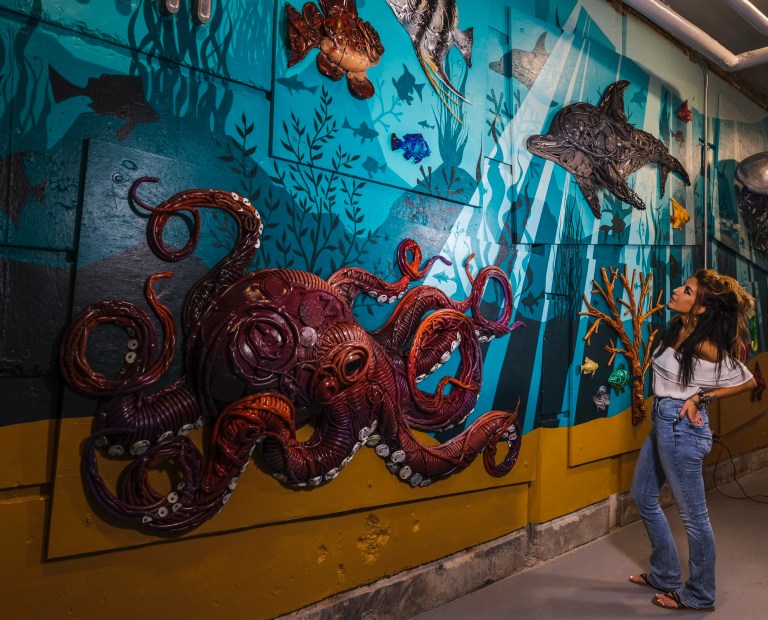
[527,80,690,218]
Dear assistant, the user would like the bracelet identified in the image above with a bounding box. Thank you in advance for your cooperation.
[689,389,715,407]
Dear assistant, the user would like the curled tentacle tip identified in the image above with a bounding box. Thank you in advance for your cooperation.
[130,176,160,196]
[149,271,175,281]
[132,176,160,185]
[510,320,526,331]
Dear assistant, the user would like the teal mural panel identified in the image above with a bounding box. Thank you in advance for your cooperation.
[2,0,768,437]
[0,0,273,91]
[271,0,488,207]
[1,15,79,250]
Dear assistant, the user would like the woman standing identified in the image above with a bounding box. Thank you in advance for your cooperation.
[629,269,756,611]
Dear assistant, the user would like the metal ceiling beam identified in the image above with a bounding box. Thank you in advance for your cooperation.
[726,0,768,37]
[623,0,768,71]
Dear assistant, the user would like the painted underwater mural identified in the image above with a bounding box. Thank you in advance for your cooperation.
[1,0,768,547]
[60,178,523,533]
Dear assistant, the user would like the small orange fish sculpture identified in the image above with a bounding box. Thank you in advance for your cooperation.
[285,0,384,99]
[677,100,693,123]
[670,197,690,230]
[580,356,599,377]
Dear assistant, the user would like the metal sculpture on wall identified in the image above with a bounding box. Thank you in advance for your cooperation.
[384,0,474,121]
[677,100,692,123]
[592,385,610,413]
[736,152,768,254]
[579,266,664,425]
[670,197,690,230]
[391,132,430,163]
[527,80,691,218]
[60,178,523,534]
[285,0,385,99]
[161,0,213,24]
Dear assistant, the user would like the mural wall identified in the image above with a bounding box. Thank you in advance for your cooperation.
[2,0,768,616]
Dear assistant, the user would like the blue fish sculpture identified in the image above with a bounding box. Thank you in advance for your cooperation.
[391,133,430,163]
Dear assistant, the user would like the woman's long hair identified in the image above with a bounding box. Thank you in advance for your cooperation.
[655,269,753,386]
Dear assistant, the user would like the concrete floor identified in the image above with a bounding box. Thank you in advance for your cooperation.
[413,468,768,619]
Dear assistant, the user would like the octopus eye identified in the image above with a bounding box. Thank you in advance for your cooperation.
[343,351,366,380]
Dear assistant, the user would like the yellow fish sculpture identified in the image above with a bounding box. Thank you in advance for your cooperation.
[670,197,690,230]
[580,356,599,377]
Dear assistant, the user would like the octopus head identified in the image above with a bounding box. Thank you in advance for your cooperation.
[307,323,372,405]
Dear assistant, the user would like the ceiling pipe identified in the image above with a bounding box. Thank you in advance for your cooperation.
[623,0,768,71]
[725,0,768,37]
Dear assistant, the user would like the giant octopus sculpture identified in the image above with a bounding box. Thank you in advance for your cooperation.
[61,177,523,534]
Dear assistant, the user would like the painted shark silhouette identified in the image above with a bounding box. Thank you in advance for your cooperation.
[526,80,690,218]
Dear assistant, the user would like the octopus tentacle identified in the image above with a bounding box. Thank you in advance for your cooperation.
[371,285,467,351]
[61,272,176,397]
[370,398,521,486]
[328,238,450,307]
[82,393,291,533]
[464,258,523,338]
[130,177,263,334]
[405,309,481,429]
[260,324,381,486]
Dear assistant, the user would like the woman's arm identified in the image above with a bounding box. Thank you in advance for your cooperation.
[679,377,757,424]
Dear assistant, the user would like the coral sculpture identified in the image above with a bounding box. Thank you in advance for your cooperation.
[579,267,664,425]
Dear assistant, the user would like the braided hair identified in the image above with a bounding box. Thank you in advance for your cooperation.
[655,269,753,387]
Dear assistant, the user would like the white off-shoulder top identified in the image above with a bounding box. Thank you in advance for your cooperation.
[652,346,753,400]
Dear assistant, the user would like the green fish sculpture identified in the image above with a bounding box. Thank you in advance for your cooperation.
[607,368,629,391]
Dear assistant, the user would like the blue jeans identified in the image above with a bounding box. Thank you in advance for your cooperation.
[630,397,715,608]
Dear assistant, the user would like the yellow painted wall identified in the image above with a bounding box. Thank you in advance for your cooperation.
[3,353,768,618]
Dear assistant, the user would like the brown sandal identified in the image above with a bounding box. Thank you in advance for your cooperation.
[628,574,664,592]
[652,591,715,612]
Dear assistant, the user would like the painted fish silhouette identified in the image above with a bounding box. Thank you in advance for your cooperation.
[599,209,628,238]
[276,75,319,95]
[520,291,543,313]
[527,80,690,218]
[392,63,425,104]
[417,119,435,130]
[488,32,549,90]
[0,151,46,227]
[384,0,473,122]
[391,132,430,163]
[48,67,159,140]
[362,155,386,178]
[343,119,379,143]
